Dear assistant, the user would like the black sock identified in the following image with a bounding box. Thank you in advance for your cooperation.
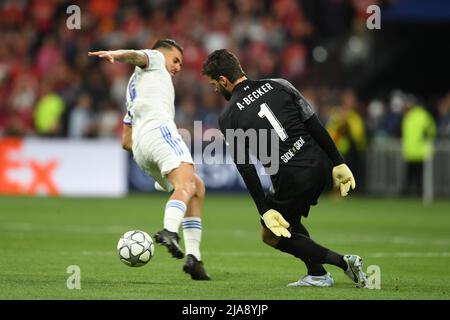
[325,250,347,271]
[303,258,328,276]
[276,232,328,264]
[294,224,327,276]
[276,232,347,270]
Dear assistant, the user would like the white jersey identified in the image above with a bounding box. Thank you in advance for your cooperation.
[123,49,175,147]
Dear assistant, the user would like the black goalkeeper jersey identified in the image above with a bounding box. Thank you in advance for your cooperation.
[218,78,344,215]
[219,78,323,167]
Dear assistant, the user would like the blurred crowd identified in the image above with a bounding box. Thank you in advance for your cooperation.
[0,0,449,148]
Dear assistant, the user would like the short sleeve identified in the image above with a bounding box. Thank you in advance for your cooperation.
[123,110,133,126]
[140,49,165,71]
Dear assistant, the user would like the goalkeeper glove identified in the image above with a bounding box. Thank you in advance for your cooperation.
[332,164,356,197]
[262,209,291,238]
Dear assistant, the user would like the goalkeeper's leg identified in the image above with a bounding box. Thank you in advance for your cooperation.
[262,227,367,286]
[292,222,328,276]
[261,225,346,271]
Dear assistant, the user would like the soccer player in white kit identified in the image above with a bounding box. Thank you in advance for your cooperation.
[89,39,210,280]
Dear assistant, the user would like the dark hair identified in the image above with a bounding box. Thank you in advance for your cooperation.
[202,49,245,82]
[152,38,184,55]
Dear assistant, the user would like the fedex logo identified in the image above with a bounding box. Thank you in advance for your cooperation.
[0,139,60,196]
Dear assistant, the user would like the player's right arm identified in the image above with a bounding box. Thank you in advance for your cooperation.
[88,50,147,68]
[122,124,132,152]
[122,110,133,152]
[235,160,291,238]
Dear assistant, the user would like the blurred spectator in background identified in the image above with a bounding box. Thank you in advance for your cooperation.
[96,100,121,138]
[68,93,96,138]
[401,97,436,196]
[1,112,27,137]
[379,90,407,138]
[199,88,221,131]
[366,99,386,140]
[175,95,199,137]
[33,81,65,136]
[437,91,450,139]
[326,89,367,190]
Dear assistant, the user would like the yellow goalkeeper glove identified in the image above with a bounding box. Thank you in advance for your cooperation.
[332,164,356,197]
[262,209,291,238]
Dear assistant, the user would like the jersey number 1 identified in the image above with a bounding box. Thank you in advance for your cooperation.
[258,103,288,141]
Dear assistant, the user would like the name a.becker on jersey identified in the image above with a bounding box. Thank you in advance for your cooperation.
[236,83,274,110]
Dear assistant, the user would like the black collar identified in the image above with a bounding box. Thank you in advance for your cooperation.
[232,79,251,95]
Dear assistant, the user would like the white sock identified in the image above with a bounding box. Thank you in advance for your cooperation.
[182,217,202,261]
[163,200,186,233]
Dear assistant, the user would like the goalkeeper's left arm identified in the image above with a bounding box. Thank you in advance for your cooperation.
[304,114,356,196]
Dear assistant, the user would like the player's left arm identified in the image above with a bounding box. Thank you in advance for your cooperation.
[304,114,345,166]
[274,79,355,196]
[122,124,132,152]
[273,79,346,165]
[304,114,355,196]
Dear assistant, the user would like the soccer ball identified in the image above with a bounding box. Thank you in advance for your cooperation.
[117,230,154,267]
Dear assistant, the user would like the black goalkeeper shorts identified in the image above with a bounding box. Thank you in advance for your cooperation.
[260,158,333,230]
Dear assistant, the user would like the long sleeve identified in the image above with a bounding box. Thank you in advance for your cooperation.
[219,115,270,216]
[271,78,344,166]
[235,163,271,215]
[304,114,344,166]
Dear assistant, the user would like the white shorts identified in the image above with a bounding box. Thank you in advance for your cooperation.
[133,122,194,192]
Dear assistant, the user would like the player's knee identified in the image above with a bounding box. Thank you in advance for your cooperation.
[194,175,205,200]
[173,178,196,198]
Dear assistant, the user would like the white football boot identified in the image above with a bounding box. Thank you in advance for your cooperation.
[343,254,368,288]
[287,272,334,287]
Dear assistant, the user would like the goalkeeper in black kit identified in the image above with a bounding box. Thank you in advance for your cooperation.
[202,49,367,288]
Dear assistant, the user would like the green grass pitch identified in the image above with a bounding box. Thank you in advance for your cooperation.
[0,194,449,300]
